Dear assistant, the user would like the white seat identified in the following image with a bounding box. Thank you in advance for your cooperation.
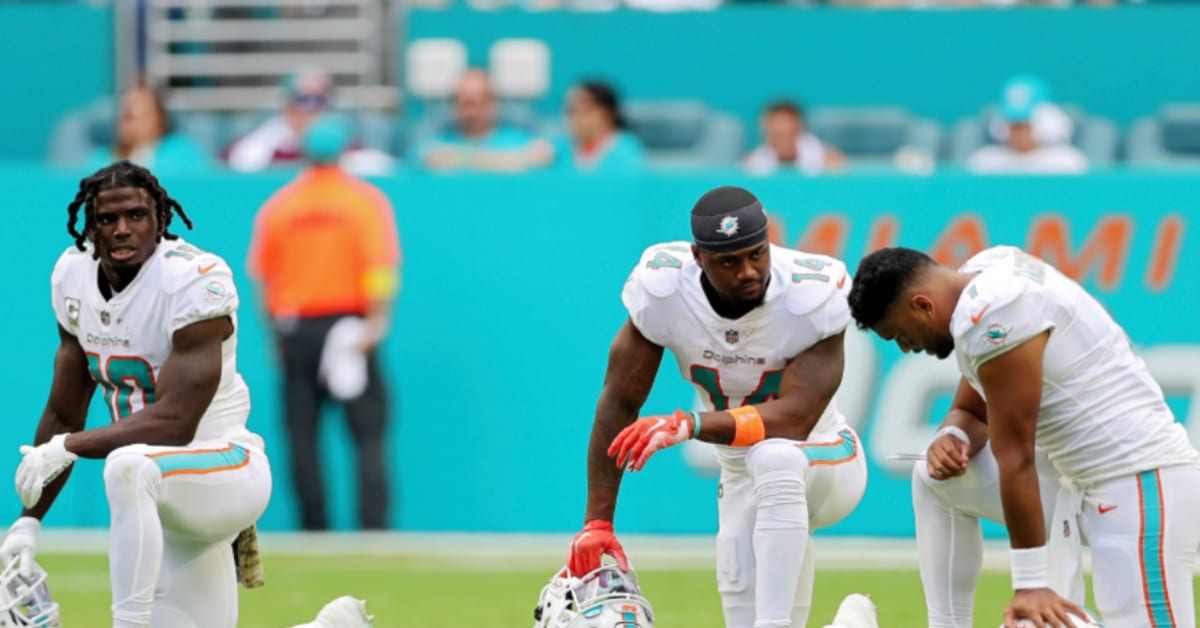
[405,38,469,100]
[488,38,551,100]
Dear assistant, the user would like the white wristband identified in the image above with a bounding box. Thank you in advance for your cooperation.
[934,425,970,446]
[1010,546,1049,590]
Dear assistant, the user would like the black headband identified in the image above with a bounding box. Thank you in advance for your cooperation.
[691,196,769,253]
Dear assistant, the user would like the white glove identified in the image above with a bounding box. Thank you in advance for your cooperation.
[15,434,77,509]
[0,517,40,579]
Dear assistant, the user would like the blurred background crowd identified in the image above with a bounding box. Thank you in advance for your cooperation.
[39,0,1200,182]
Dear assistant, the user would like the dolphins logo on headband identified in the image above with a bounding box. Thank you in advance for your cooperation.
[716,216,740,237]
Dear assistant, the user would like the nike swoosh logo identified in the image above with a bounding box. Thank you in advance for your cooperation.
[837,274,847,289]
[970,303,990,324]
[198,263,218,275]
[1098,504,1118,514]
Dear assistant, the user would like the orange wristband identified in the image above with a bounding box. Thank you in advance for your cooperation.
[728,405,766,447]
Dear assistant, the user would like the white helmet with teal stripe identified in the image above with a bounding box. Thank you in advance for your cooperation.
[533,564,654,628]
[0,559,58,627]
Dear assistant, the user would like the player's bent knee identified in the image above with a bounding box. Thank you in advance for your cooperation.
[103,447,164,497]
[746,439,808,478]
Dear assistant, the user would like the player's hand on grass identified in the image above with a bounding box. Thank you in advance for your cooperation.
[1003,588,1088,628]
[608,410,693,471]
[0,517,39,578]
[568,520,629,575]
[925,431,970,480]
[15,433,77,509]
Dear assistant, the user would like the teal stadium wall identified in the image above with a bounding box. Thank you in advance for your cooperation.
[1,169,1196,535]
[0,4,113,161]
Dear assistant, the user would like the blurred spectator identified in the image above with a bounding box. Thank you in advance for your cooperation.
[226,67,393,174]
[967,75,1088,174]
[744,101,846,175]
[827,0,1113,6]
[408,68,552,173]
[556,81,645,174]
[247,115,401,530]
[86,83,210,172]
[624,0,721,11]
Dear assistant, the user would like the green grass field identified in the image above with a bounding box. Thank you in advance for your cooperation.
[44,551,1190,627]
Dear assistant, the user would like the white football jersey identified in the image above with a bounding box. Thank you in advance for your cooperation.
[622,242,851,465]
[50,238,263,451]
[952,246,1198,485]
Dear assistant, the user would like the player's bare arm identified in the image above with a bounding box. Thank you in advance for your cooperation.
[63,316,233,459]
[693,329,845,444]
[927,377,989,479]
[20,325,98,519]
[980,330,1087,627]
[568,319,663,575]
[585,319,664,523]
[979,332,1048,550]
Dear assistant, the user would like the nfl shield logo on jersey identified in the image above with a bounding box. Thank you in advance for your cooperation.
[725,329,739,344]
[100,310,111,326]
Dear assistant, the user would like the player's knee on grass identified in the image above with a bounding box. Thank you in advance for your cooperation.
[103,447,164,506]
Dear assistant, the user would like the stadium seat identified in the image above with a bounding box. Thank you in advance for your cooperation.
[355,111,398,155]
[174,112,224,159]
[623,100,745,169]
[948,105,1119,166]
[489,39,551,101]
[46,98,115,165]
[1126,104,1200,165]
[805,107,942,167]
[405,39,469,101]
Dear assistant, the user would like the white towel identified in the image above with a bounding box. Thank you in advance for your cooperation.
[319,317,369,401]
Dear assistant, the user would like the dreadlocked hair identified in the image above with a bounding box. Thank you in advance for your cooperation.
[66,160,194,254]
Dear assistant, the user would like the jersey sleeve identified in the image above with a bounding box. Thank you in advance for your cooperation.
[784,255,852,341]
[167,255,240,335]
[620,243,688,347]
[952,271,1054,366]
[49,247,84,332]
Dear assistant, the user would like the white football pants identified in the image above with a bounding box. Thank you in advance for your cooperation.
[914,444,1200,628]
[103,440,272,628]
[717,428,867,628]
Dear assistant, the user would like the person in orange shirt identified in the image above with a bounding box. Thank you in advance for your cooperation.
[247,115,401,530]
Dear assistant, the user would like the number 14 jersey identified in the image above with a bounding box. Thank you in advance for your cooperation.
[622,242,852,462]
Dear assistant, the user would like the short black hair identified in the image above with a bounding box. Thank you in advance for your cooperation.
[66,161,193,255]
[577,80,627,129]
[849,247,937,330]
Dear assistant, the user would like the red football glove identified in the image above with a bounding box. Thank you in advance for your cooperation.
[568,520,629,576]
[608,409,694,471]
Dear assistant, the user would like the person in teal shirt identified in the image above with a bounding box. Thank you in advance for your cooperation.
[408,69,552,173]
[556,81,645,174]
[87,84,212,173]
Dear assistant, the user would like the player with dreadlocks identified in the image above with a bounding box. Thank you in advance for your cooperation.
[66,160,194,254]
[0,160,273,627]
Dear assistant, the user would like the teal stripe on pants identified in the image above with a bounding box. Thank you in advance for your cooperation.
[800,429,856,464]
[1139,469,1174,627]
[151,445,248,476]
